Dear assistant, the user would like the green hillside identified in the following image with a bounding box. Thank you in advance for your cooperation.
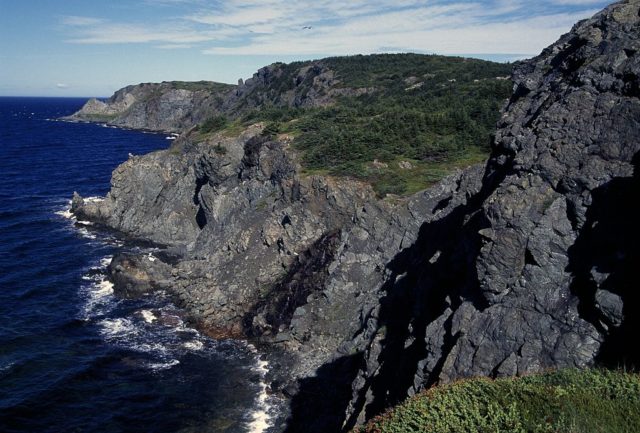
[198,54,513,196]
[356,369,640,433]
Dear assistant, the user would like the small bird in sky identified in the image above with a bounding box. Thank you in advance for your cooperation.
[302,26,312,30]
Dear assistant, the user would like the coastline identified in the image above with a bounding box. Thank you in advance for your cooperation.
[62,5,640,428]
[59,196,282,432]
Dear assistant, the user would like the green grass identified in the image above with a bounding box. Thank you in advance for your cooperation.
[165,80,235,93]
[356,369,640,433]
[367,147,488,197]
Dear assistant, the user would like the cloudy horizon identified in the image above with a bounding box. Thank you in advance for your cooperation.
[0,0,611,96]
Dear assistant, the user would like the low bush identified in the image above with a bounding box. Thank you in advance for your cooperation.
[198,115,228,134]
[357,369,640,433]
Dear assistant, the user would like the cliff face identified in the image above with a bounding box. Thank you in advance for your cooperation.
[65,62,376,132]
[342,2,640,426]
[66,81,240,132]
[71,1,640,431]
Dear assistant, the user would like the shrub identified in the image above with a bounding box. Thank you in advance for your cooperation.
[357,369,640,433]
[199,115,228,134]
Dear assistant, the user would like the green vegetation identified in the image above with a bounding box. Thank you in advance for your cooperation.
[323,53,511,88]
[198,115,229,134]
[165,80,235,93]
[192,54,512,196]
[82,113,120,122]
[295,56,511,196]
[357,369,640,433]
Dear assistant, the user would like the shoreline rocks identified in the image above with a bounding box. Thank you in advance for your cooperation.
[70,2,640,430]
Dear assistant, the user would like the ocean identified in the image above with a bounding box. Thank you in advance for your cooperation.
[0,97,272,433]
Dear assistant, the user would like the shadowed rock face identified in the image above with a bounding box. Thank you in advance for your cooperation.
[341,1,640,428]
[71,1,640,431]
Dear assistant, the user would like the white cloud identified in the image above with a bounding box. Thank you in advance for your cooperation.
[56,83,69,88]
[552,0,605,5]
[59,0,607,57]
[61,15,105,27]
[186,8,287,26]
[64,21,240,44]
[201,5,600,56]
[156,43,193,49]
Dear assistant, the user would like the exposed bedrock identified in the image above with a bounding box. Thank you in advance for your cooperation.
[64,61,372,133]
[339,2,640,428]
[71,1,640,431]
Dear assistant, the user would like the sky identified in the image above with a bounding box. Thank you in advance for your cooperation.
[0,0,612,97]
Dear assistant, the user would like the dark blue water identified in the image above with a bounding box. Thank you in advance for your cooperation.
[0,98,269,433]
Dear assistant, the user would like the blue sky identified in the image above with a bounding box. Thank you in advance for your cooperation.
[0,0,611,97]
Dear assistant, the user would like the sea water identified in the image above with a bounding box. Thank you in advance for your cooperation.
[0,97,274,433]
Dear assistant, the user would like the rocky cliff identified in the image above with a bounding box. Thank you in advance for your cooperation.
[65,61,378,133]
[71,1,640,431]
[64,81,234,132]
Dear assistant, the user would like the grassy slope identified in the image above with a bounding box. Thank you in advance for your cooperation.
[165,80,235,93]
[356,369,640,433]
[196,54,513,197]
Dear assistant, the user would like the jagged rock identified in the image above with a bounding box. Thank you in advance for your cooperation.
[69,2,640,431]
[343,1,640,428]
[64,63,375,133]
[64,81,233,132]
[108,253,173,298]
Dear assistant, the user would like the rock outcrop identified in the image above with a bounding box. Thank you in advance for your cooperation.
[65,63,375,132]
[71,1,640,431]
[340,2,640,428]
[65,81,235,132]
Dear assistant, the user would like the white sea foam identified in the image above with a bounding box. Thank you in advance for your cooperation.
[147,253,156,262]
[246,345,273,433]
[183,340,204,351]
[139,309,156,323]
[146,359,180,371]
[134,342,171,356]
[100,257,112,267]
[55,199,75,220]
[165,136,177,140]
[99,317,138,339]
[77,227,97,239]
[55,208,74,219]
[83,196,104,204]
[80,269,115,319]
[94,279,114,297]
[0,361,15,373]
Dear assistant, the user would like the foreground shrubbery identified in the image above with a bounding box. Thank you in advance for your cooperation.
[357,369,640,433]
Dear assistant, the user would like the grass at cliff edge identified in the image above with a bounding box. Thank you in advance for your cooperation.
[356,369,640,433]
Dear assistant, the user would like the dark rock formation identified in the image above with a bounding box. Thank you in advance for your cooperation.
[108,253,172,298]
[65,63,374,132]
[341,1,640,427]
[64,81,235,132]
[71,1,640,431]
